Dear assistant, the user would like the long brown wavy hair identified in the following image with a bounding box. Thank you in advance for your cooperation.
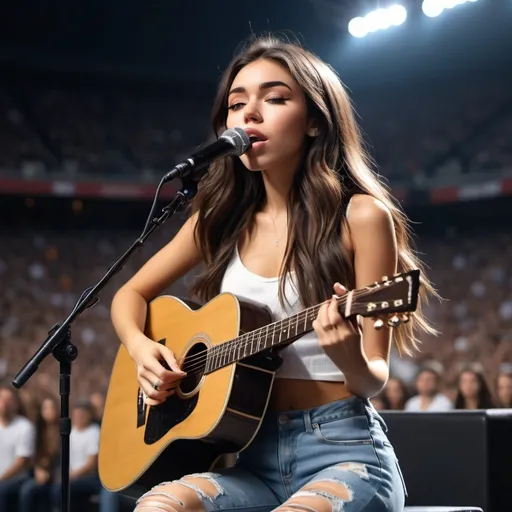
[190,34,438,356]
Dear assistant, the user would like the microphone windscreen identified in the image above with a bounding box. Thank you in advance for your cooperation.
[221,127,251,156]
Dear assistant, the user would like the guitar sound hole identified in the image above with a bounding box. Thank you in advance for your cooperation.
[180,342,207,394]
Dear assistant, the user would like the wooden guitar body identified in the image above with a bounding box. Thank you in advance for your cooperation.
[99,293,281,498]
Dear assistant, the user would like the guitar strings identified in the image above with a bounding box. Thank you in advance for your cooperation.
[176,287,378,377]
[179,290,357,371]
[179,287,376,376]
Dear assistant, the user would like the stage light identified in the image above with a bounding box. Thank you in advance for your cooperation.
[422,0,478,18]
[422,0,445,17]
[348,4,407,38]
[389,4,408,25]
[348,17,369,38]
[366,10,390,32]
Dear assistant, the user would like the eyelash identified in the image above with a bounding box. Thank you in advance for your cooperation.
[228,97,288,111]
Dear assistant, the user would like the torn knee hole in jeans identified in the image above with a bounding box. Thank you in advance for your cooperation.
[134,473,224,511]
[172,472,225,504]
[334,462,369,481]
[291,480,354,512]
[284,462,368,512]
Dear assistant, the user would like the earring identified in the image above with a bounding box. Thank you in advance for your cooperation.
[309,128,319,137]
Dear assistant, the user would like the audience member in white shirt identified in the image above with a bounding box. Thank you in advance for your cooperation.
[52,399,101,509]
[0,386,36,510]
[405,368,454,412]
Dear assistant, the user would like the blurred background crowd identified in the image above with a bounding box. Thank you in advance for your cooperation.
[1,72,511,185]
[1,0,511,510]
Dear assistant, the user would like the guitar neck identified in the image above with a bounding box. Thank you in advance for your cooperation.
[204,294,350,374]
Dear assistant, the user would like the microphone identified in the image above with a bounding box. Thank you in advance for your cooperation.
[163,127,251,182]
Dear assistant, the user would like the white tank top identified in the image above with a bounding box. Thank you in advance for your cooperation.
[220,246,345,382]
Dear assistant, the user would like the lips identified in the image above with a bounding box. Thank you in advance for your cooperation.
[244,128,268,144]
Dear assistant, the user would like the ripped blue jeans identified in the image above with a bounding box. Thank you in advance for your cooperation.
[137,397,407,511]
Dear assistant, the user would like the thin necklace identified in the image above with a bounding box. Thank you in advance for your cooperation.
[269,213,286,247]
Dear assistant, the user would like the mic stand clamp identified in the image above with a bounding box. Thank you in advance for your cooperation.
[12,173,203,512]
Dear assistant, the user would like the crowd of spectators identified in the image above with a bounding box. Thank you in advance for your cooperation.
[0,383,135,511]
[1,72,511,185]
[0,83,210,179]
[356,75,512,182]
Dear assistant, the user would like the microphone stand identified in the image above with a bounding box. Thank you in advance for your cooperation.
[12,171,205,512]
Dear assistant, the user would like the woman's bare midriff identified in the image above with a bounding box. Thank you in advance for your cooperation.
[268,378,354,411]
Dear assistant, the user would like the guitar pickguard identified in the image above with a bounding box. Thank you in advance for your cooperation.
[144,392,198,444]
[143,338,200,444]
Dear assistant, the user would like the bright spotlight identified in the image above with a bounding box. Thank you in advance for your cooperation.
[422,0,445,18]
[348,4,407,37]
[348,17,368,38]
[422,0,479,18]
[366,10,390,32]
[389,4,407,25]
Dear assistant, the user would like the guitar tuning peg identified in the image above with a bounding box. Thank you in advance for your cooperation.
[381,276,388,282]
[373,318,384,330]
[387,315,401,328]
[401,314,410,324]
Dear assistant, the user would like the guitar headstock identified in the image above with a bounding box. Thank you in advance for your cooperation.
[348,270,420,329]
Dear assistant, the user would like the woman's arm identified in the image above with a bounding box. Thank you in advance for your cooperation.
[315,194,398,398]
[111,213,203,405]
[111,213,202,356]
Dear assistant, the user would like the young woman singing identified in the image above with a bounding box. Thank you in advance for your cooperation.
[110,35,437,512]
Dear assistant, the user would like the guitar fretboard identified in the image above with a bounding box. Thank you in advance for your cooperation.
[204,294,349,374]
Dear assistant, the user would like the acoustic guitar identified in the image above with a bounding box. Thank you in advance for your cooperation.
[99,270,420,498]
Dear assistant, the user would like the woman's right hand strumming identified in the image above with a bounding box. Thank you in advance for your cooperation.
[128,332,187,406]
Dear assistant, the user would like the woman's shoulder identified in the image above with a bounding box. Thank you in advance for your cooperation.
[346,193,392,228]
[344,194,396,261]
